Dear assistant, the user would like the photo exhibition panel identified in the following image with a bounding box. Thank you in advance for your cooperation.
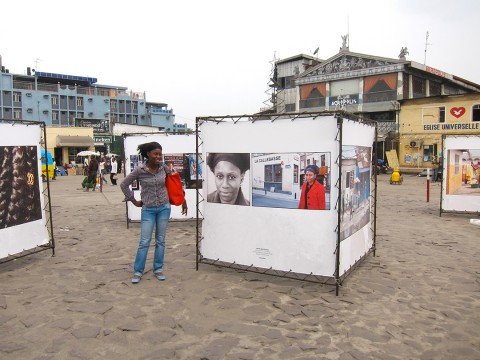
[200,116,340,276]
[0,123,49,259]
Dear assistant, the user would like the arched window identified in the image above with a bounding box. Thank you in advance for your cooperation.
[300,83,326,109]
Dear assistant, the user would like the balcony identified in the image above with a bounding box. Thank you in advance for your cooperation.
[13,81,35,90]
[377,121,398,135]
[37,83,58,92]
[77,86,95,95]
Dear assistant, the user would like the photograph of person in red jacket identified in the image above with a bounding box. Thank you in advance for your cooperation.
[298,164,326,210]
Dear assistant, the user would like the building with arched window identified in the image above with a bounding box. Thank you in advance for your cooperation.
[272,45,480,162]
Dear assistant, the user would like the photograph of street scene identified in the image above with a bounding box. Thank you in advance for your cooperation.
[251,152,331,210]
[339,145,372,241]
[446,149,480,196]
[164,153,202,190]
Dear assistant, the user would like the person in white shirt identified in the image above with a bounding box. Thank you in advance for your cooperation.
[110,157,118,185]
[99,157,108,184]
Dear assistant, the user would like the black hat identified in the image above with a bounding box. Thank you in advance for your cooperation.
[207,153,250,173]
[304,164,319,175]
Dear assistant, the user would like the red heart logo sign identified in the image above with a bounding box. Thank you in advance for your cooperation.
[450,107,465,118]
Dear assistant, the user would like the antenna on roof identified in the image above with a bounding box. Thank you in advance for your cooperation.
[347,13,350,48]
[34,58,42,70]
[424,31,431,65]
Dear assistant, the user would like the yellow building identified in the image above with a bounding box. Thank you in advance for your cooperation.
[398,93,480,170]
[45,127,94,167]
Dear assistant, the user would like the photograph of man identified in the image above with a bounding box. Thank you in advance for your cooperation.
[298,164,326,210]
[206,153,250,206]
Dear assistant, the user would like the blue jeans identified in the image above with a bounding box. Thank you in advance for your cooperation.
[133,204,171,276]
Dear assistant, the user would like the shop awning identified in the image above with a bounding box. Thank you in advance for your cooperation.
[56,135,94,147]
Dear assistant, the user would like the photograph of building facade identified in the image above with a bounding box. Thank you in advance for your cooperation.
[271,41,480,168]
[445,147,480,195]
[0,57,184,167]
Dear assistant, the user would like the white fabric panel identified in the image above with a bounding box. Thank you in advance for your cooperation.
[442,136,480,213]
[0,123,49,259]
[200,116,340,276]
[123,134,198,221]
[338,119,376,276]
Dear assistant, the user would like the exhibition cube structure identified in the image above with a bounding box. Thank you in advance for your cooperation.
[0,119,55,263]
[196,112,377,294]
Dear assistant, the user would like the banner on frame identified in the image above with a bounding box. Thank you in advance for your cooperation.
[200,116,340,277]
[123,133,199,221]
[339,119,376,276]
[441,135,480,213]
[0,123,50,259]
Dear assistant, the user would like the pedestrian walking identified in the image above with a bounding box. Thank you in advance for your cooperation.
[110,157,118,186]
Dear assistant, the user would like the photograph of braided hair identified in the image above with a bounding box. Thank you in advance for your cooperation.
[0,146,42,229]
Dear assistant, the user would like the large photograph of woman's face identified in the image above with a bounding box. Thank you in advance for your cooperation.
[206,153,250,206]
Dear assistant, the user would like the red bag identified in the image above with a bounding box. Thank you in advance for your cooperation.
[165,172,185,206]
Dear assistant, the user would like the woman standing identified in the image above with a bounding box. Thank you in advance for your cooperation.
[120,142,187,284]
[110,157,118,185]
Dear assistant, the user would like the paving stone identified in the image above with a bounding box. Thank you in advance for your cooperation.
[0,314,16,325]
[230,288,255,299]
[242,304,271,317]
[142,328,176,342]
[348,325,391,343]
[156,315,177,329]
[69,349,91,360]
[49,318,73,330]
[285,331,303,339]
[45,337,68,353]
[274,313,290,323]
[20,314,46,328]
[0,341,27,353]
[139,348,176,360]
[225,351,256,360]
[201,337,239,360]
[67,302,113,315]
[117,320,143,331]
[177,322,205,336]
[215,323,267,337]
[33,355,55,360]
[71,326,101,339]
[264,328,282,340]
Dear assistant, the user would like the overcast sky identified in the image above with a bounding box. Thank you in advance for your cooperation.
[1,0,479,128]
